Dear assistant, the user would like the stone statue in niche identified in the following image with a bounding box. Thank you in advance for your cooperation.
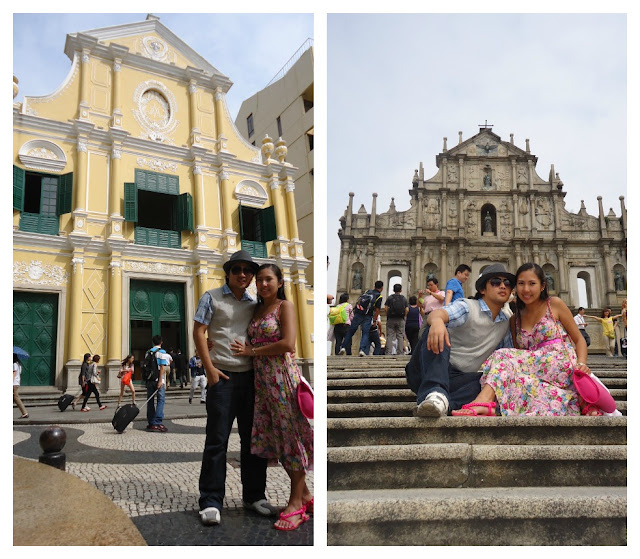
[449,202,457,221]
[545,272,555,291]
[483,172,492,189]
[614,271,626,291]
[483,211,493,233]
[517,165,528,184]
[352,268,363,291]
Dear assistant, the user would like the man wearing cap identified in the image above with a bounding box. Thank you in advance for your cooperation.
[405,263,515,417]
[194,250,277,525]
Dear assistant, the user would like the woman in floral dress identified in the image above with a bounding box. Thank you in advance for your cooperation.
[231,264,313,531]
[453,262,592,416]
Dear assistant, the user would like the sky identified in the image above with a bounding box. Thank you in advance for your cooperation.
[12,13,314,119]
[327,13,629,297]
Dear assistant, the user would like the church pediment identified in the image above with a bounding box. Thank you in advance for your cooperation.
[64,15,230,85]
[441,129,529,161]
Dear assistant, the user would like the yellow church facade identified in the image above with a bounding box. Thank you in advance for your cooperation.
[13,15,313,392]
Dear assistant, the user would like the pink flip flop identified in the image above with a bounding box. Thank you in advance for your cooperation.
[451,402,497,416]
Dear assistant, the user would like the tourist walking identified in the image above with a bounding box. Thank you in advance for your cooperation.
[144,335,168,432]
[384,284,408,355]
[338,280,384,356]
[231,264,313,531]
[189,350,207,404]
[80,355,107,412]
[72,353,92,410]
[405,296,422,354]
[117,354,136,408]
[330,293,353,355]
[13,353,29,419]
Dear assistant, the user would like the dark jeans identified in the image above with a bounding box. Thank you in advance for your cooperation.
[405,326,482,413]
[369,328,383,355]
[579,329,591,347]
[198,370,267,511]
[340,312,373,355]
[405,325,420,355]
[81,382,102,408]
[333,323,348,355]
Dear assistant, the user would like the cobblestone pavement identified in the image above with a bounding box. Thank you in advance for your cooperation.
[13,412,313,545]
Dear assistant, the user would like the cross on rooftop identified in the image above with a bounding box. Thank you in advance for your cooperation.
[478,120,493,129]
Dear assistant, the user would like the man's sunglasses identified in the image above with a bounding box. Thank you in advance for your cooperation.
[488,277,512,288]
[230,266,254,275]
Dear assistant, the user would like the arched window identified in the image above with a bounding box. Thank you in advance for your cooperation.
[576,271,593,308]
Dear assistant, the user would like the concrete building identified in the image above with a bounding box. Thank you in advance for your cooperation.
[13,15,313,392]
[235,41,314,283]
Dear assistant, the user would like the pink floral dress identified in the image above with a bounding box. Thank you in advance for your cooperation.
[480,299,581,416]
[248,301,313,472]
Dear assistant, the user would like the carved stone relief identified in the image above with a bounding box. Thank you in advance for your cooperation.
[14,260,68,286]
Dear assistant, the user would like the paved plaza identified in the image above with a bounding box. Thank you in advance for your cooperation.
[13,395,313,545]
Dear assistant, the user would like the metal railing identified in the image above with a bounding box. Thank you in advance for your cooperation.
[266,38,313,86]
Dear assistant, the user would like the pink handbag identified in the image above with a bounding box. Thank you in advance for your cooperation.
[573,369,616,413]
[297,376,314,419]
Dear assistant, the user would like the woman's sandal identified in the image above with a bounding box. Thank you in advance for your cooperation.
[303,497,314,515]
[20,413,29,419]
[581,403,603,416]
[451,401,497,416]
[274,507,309,531]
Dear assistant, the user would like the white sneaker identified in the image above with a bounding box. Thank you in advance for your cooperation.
[416,392,449,417]
[199,506,221,525]
[338,348,346,355]
[359,350,366,357]
[243,499,278,516]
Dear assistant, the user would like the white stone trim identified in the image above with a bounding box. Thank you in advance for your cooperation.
[235,180,268,207]
[132,79,179,143]
[13,260,69,286]
[18,139,68,172]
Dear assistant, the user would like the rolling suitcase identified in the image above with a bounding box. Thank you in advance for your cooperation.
[58,391,81,412]
[112,389,158,433]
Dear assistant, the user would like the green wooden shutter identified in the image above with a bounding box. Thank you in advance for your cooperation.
[13,165,25,211]
[56,172,73,215]
[177,193,194,232]
[260,205,277,242]
[124,183,138,222]
[238,204,245,239]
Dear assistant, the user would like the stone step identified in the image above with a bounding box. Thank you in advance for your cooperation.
[327,486,627,545]
[327,387,628,404]
[327,400,627,418]
[328,416,627,447]
[328,443,627,490]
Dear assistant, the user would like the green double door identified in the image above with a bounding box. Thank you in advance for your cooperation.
[13,292,58,386]
[129,280,186,381]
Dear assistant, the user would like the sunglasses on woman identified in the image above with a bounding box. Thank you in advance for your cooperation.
[488,277,512,288]
[230,266,254,275]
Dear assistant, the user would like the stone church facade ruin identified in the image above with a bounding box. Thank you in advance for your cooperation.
[336,126,627,315]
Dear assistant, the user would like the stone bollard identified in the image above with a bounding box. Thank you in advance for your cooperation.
[39,426,67,471]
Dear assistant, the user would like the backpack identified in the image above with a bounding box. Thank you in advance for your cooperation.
[355,290,382,315]
[387,294,407,318]
[328,303,349,325]
[142,348,160,383]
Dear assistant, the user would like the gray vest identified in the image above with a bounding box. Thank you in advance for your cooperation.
[206,286,256,372]
[448,299,511,372]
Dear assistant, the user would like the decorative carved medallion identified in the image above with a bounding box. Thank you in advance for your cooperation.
[18,140,67,172]
[13,260,68,286]
[125,261,191,276]
[136,157,178,173]
[142,36,169,62]
[132,80,179,143]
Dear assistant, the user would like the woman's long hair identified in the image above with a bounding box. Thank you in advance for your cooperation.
[13,353,20,366]
[121,354,134,367]
[514,262,548,338]
[256,263,287,305]
[602,308,612,318]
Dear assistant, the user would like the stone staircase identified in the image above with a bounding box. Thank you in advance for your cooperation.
[327,354,627,546]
